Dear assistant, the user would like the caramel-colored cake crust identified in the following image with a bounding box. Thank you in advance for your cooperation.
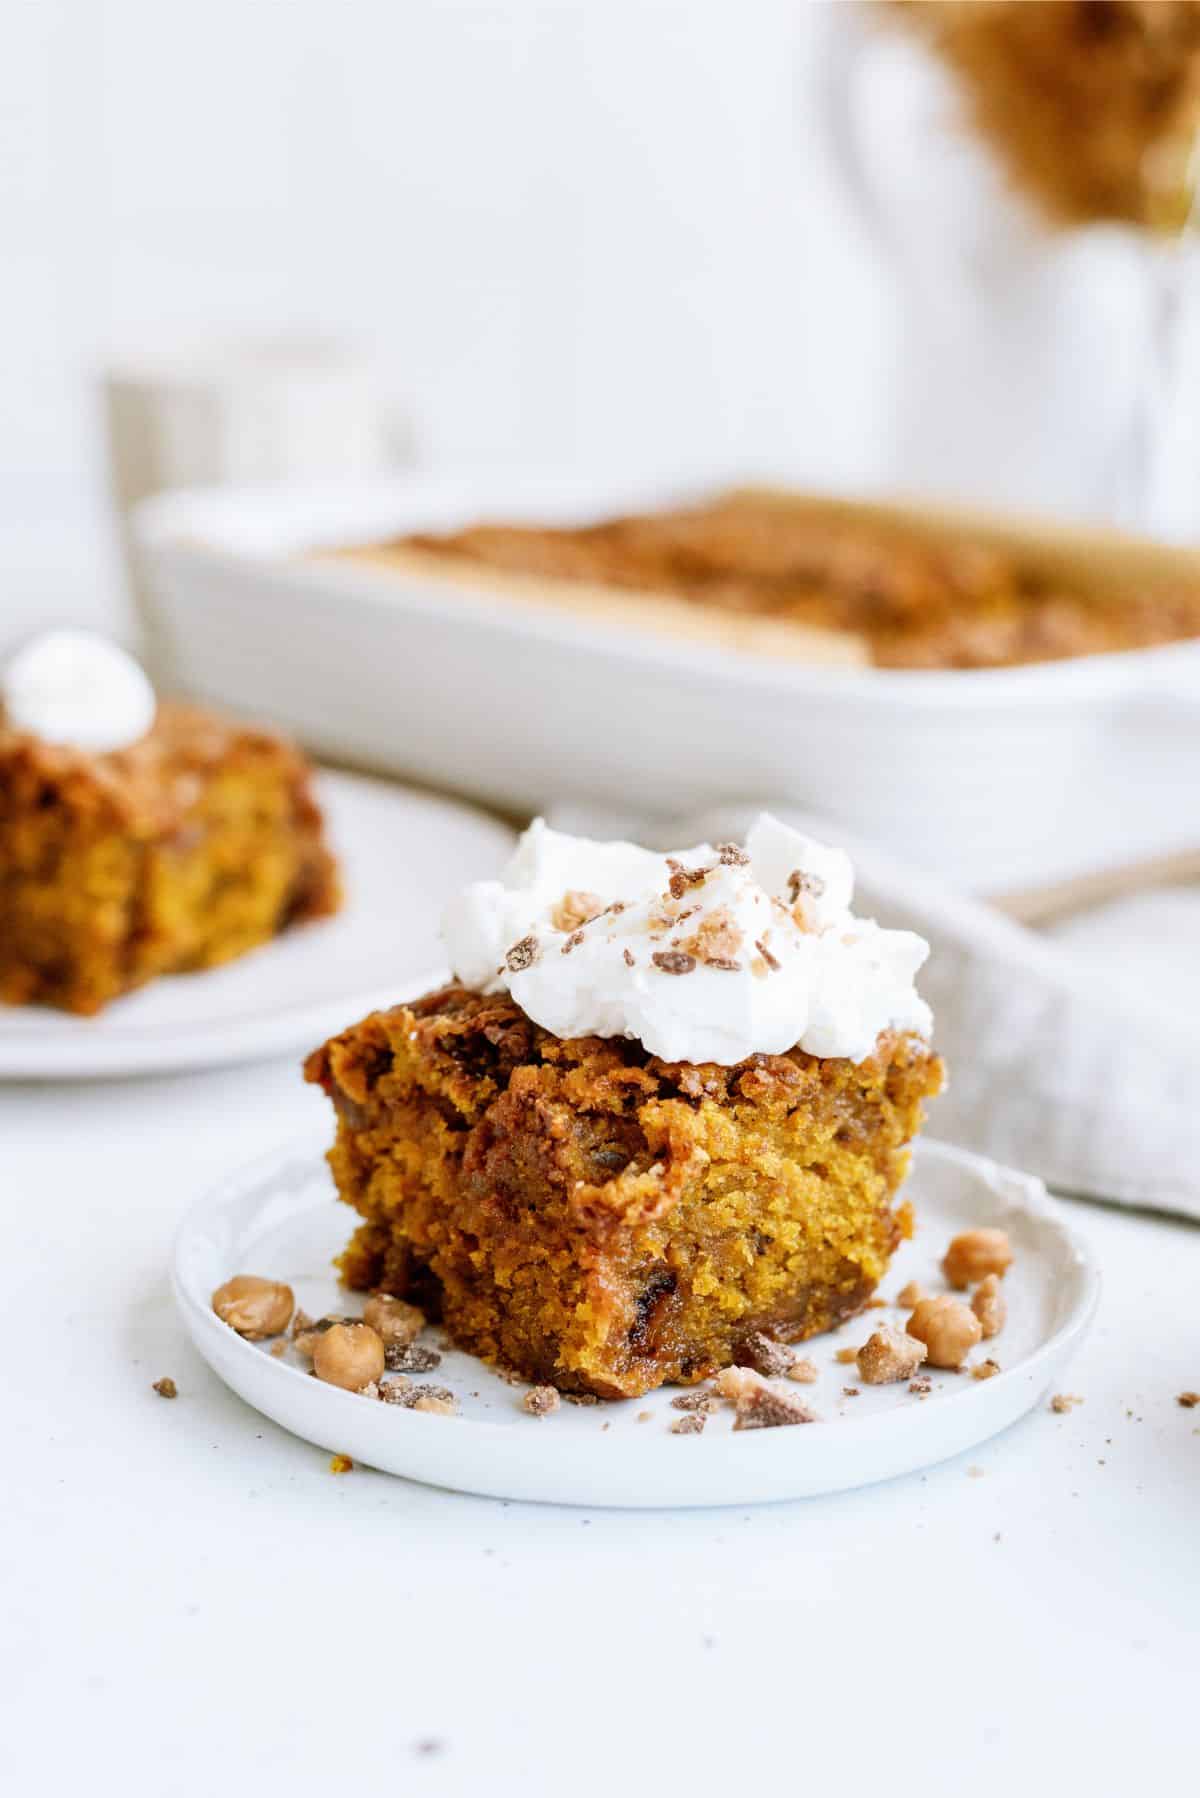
[305,985,943,1399]
[387,492,1200,670]
[0,702,340,1014]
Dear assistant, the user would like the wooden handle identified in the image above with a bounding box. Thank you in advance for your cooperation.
[991,848,1200,927]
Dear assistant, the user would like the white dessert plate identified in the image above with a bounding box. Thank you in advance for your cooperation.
[0,772,513,1080]
[173,1132,1099,1508]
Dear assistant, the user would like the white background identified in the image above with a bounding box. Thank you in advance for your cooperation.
[2,9,1198,1786]
[3,0,890,641]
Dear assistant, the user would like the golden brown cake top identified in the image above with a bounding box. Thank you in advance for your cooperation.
[306,982,942,1142]
[387,492,1200,670]
[0,700,318,833]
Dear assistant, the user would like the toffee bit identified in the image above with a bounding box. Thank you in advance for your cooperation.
[842,1386,861,1398]
[522,1386,561,1417]
[671,1413,707,1435]
[717,843,750,866]
[735,1331,801,1379]
[786,1358,819,1384]
[560,930,585,955]
[754,938,781,972]
[395,1385,458,1415]
[787,869,826,904]
[377,1376,413,1402]
[505,935,538,973]
[384,1341,442,1373]
[329,1454,354,1473]
[1177,1391,1200,1408]
[671,1390,719,1414]
[971,1359,1002,1381]
[151,1377,178,1399]
[550,889,604,932]
[667,865,709,900]
[623,948,635,968]
[651,950,696,976]
[909,1376,933,1395]
[1050,1393,1084,1414]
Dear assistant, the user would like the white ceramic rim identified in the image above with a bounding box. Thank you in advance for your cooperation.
[135,471,1200,718]
[172,1130,1102,1508]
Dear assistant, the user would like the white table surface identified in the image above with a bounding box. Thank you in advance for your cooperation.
[2,1053,1197,1795]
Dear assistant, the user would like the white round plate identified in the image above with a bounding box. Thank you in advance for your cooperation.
[173,1131,1100,1508]
[0,771,513,1080]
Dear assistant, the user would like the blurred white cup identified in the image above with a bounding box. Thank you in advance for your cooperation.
[102,336,395,675]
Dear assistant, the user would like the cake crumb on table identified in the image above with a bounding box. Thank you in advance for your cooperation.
[834,1346,858,1365]
[522,1386,561,1417]
[971,1359,1002,1381]
[786,1358,819,1384]
[1050,1393,1084,1414]
[151,1377,177,1399]
[909,1376,933,1396]
[637,1410,653,1422]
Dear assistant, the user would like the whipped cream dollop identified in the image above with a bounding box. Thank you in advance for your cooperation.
[443,813,932,1065]
[0,630,156,753]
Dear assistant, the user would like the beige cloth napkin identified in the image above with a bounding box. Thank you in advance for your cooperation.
[548,801,1200,1220]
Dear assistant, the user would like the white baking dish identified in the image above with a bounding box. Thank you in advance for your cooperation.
[133,473,1200,892]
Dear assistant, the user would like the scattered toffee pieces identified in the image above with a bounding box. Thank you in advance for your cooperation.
[908,1377,933,1396]
[754,938,780,972]
[717,843,749,866]
[637,1410,653,1422]
[651,950,696,976]
[329,1454,354,1474]
[564,1391,600,1407]
[787,869,825,904]
[786,1358,819,1385]
[1177,1391,1200,1409]
[1050,1393,1084,1414]
[560,930,585,955]
[505,935,538,973]
[551,889,603,933]
[151,1377,177,1400]
[834,1346,858,1365]
[735,1331,801,1379]
[895,1281,925,1309]
[623,949,635,968]
[716,1367,817,1430]
[393,1385,457,1415]
[377,1376,412,1403]
[671,1390,719,1414]
[671,1413,707,1436]
[384,1341,442,1373]
[842,1387,861,1398]
[971,1359,1002,1381]
[522,1386,561,1418]
[856,1326,926,1385]
[667,865,709,899]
